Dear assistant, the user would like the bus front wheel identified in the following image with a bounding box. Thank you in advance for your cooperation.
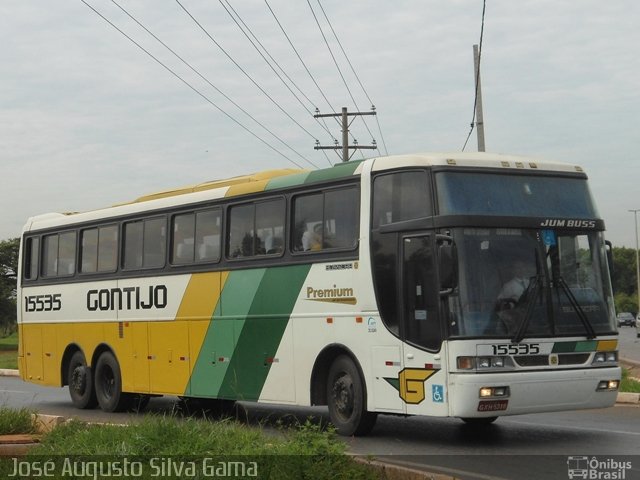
[67,351,97,409]
[94,351,131,412]
[326,355,377,436]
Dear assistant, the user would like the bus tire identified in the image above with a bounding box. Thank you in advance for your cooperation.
[326,355,377,436]
[94,351,131,412]
[67,351,98,409]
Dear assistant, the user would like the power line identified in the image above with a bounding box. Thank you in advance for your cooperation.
[264,0,362,159]
[109,0,316,169]
[220,0,316,111]
[175,0,320,145]
[305,0,379,156]
[315,0,388,156]
[79,0,309,170]
[217,0,334,166]
[462,0,486,152]
[264,0,336,114]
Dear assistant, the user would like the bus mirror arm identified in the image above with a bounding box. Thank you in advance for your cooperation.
[437,235,458,295]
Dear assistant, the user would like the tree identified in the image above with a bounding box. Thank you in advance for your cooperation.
[612,247,637,296]
[0,238,19,335]
[611,247,639,315]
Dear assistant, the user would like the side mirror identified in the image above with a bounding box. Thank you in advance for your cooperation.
[605,240,614,278]
[437,235,458,295]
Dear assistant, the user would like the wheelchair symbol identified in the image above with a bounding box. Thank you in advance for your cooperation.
[432,385,444,403]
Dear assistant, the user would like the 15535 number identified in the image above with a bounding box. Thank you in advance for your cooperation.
[491,343,540,356]
[24,294,62,312]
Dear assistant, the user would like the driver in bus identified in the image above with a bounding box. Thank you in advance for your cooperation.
[495,259,535,334]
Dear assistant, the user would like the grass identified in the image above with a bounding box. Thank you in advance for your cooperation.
[621,368,640,393]
[0,406,37,435]
[0,332,17,370]
[0,332,18,369]
[10,416,380,479]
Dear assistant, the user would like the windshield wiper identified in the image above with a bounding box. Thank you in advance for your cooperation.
[556,276,597,339]
[512,275,542,343]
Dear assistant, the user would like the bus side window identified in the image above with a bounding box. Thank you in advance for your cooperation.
[324,188,358,249]
[23,237,39,280]
[97,225,118,272]
[42,232,76,277]
[256,200,284,255]
[172,213,196,264]
[372,170,431,228]
[292,187,359,253]
[228,200,283,258]
[228,204,254,258]
[81,228,98,273]
[123,217,166,270]
[293,193,322,252]
[195,208,221,262]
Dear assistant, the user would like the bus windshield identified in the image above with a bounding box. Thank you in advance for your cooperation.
[436,172,599,218]
[446,228,616,339]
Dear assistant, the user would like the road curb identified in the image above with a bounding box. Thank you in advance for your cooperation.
[620,357,640,368]
[616,392,640,405]
[0,369,19,377]
[352,456,457,480]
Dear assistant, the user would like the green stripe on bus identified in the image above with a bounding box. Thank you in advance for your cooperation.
[574,341,598,352]
[302,160,362,184]
[217,264,311,401]
[187,269,266,398]
[265,172,311,191]
[552,341,598,353]
[552,342,576,353]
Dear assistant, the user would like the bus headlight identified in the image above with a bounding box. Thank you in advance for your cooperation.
[478,357,491,368]
[596,380,619,391]
[592,351,617,364]
[479,386,510,398]
[457,356,510,370]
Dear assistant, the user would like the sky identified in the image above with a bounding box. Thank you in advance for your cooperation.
[1,1,638,247]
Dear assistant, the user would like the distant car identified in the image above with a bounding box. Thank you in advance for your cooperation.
[636,314,640,338]
[617,312,635,327]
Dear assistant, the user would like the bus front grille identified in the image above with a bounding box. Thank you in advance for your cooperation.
[514,353,590,367]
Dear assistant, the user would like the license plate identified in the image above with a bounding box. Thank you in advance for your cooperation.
[477,400,508,412]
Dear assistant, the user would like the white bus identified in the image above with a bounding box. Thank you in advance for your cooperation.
[17,152,620,435]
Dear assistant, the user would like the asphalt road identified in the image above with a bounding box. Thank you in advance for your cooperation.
[1,327,638,479]
[1,375,638,479]
[619,323,640,364]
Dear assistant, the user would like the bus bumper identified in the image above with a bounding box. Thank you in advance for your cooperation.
[448,367,621,418]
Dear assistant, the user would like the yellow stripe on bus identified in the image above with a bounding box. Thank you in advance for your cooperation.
[596,340,617,352]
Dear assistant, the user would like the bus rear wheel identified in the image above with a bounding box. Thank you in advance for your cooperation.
[94,351,132,412]
[67,351,97,409]
[327,355,377,436]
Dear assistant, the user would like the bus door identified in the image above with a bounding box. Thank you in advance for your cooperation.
[400,233,448,415]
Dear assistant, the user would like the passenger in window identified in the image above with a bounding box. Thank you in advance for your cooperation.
[302,223,323,251]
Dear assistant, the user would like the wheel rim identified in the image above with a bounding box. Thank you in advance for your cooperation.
[100,365,115,399]
[70,366,87,395]
[332,372,355,421]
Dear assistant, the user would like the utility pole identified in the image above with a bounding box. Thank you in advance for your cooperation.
[473,44,486,152]
[630,209,640,315]
[314,107,377,162]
